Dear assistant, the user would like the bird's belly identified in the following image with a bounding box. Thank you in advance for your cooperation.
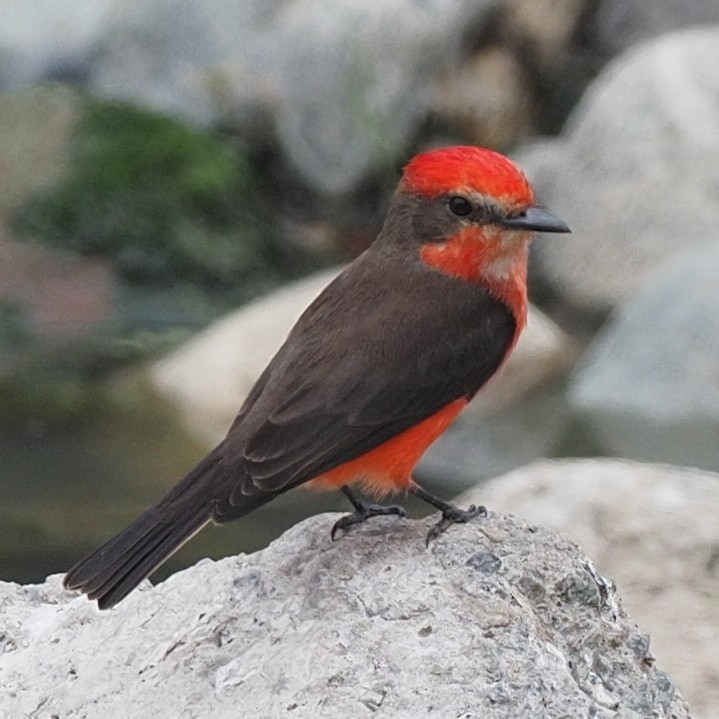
[307,398,467,497]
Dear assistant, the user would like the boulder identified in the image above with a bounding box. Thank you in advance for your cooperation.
[0,512,690,718]
[523,26,719,312]
[459,458,719,719]
[568,242,719,471]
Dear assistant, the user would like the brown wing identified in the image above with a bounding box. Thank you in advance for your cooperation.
[212,246,515,520]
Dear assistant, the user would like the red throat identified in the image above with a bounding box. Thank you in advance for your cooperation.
[419,226,529,338]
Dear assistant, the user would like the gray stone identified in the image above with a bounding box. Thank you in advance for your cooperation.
[0,513,691,718]
[459,458,719,719]
[595,0,719,55]
[568,241,719,471]
[524,26,719,312]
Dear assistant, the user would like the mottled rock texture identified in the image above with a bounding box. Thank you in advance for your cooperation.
[0,512,689,718]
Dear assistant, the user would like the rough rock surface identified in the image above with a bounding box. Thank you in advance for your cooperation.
[0,513,690,719]
[568,242,719,472]
[150,268,574,447]
[524,26,719,312]
[460,458,719,719]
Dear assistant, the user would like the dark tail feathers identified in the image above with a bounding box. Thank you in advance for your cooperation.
[63,450,275,609]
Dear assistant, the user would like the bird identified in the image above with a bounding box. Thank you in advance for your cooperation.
[63,145,570,609]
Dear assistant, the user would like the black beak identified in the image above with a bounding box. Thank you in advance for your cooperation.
[499,206,570,233]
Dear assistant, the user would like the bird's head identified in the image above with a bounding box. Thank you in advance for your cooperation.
[399,145,569,238]
[383,145,569,324]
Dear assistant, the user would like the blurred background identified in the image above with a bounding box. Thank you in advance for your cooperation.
[2,0,719,714]
[1,0,719,682]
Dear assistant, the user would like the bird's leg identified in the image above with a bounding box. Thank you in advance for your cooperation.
[408,481,486,546]
[331,486,407,540]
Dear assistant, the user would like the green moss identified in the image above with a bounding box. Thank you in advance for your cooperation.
[13,98,315,303]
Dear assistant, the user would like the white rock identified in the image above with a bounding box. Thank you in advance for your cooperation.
[0,513,690,718]
[458,458,719,719]
[568,241,719,471]
[524,26,719,312]
[150,268,575,448]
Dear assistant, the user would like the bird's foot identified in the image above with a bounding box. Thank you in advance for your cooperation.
[331,486,406,540]
[425,503,486,546]
[407,481,486,546]
[331,503,406,540]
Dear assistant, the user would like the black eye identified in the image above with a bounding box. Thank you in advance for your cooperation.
[448,196,472,217]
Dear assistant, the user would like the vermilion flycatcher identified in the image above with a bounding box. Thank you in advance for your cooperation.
[64,145,569,608]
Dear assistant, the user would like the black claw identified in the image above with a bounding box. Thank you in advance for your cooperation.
[332,486,406,540]
[425,503,485,546]
[407,481,486,546]
[331,503,406,541]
